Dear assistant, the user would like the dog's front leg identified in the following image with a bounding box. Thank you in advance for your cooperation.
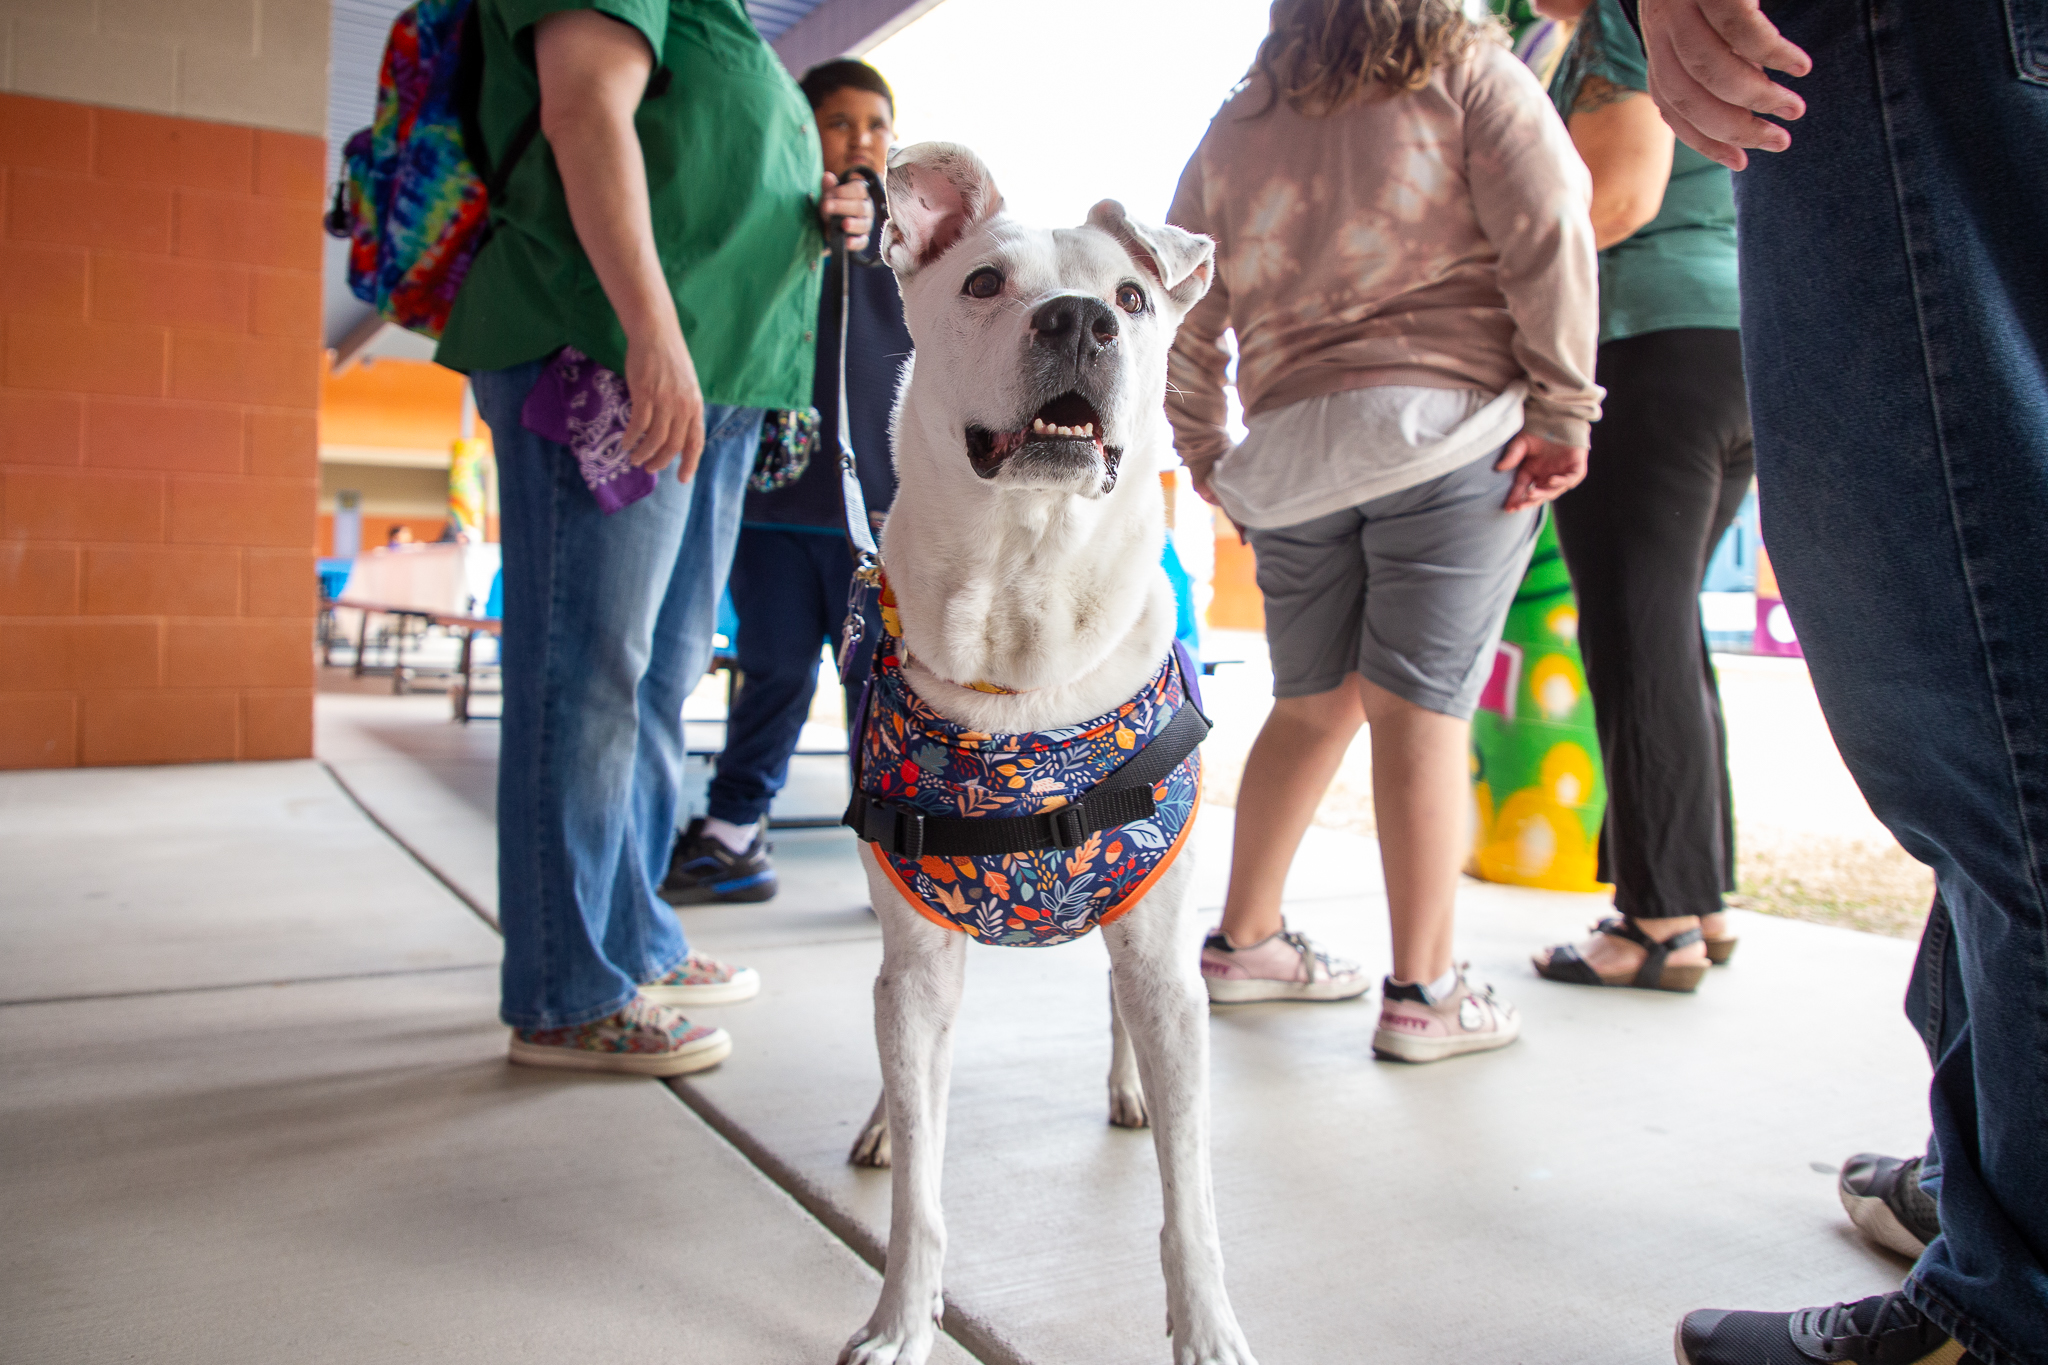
[1108,969,1149,1128]
[841,873,966,1365]
[1104,866,1258,1365]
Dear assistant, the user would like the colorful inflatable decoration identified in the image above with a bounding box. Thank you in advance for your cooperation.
[1468,515,1612,893]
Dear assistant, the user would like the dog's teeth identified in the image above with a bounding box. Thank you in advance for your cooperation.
[1032,418,1047,433]
[1083,423,1094,436]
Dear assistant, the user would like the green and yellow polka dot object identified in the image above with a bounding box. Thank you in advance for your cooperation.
[1467,514,1612,893]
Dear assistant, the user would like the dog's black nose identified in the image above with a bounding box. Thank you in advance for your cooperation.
[1031,294,1119,363]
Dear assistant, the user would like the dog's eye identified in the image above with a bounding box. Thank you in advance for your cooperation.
[963,268,1003,300]
[1116,283,1147,314]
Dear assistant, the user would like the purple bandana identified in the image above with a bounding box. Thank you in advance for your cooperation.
[520,346,655,514]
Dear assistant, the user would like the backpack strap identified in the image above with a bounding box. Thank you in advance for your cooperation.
[842,654,1210,861]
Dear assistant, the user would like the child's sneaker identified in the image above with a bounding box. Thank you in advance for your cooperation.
[508,994,732,1076]
[1371,964,1520,1063]
[640,952,761,1007]
[1201,927,1371,1003]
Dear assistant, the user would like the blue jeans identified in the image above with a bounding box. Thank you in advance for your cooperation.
[707,526,880,826]
[1735,3,2048,1359]
[473,359,761,1029]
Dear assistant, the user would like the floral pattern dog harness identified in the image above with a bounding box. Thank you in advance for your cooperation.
[852,645,1204,947]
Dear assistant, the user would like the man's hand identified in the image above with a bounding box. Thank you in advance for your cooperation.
[821,172,873,252]
[1497,433,1588,511]
[1640,0,1812,169]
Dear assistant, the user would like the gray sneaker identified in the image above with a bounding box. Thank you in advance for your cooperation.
[1838,1152,1939,1258]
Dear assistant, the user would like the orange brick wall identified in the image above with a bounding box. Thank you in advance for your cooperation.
[0,94,322,769]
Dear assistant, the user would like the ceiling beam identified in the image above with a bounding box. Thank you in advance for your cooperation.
[772,0,949,75]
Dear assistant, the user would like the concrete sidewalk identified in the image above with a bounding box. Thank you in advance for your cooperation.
[0,760,974,1365]
[304,688,1931,1364]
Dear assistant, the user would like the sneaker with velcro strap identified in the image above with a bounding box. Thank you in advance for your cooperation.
[1200,926,1371,1003]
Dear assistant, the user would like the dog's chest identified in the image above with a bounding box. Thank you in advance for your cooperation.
[857,652,1200,947]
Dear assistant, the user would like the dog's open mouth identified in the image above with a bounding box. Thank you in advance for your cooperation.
[967,392,1121,485]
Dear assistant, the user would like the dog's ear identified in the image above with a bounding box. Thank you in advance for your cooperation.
[884,143,1004,276]
[1087,200,1215,312]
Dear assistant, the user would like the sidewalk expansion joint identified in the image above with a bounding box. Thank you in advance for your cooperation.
[668,1077,1027,1365]
[321,760,500,932]
[0,961,497,1009]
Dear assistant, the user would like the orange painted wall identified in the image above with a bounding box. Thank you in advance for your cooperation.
[1208,509,1265,632]
[0,94,322,769]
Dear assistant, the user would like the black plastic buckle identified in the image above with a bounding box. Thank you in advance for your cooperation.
[894,808,926,861]
[1047,804,1088,849]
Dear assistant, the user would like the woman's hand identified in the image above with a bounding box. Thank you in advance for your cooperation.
[621,310,705,479]
[820,172,874,251]
[1639,0,1812,170]
[536,10,705,478]
[1497,432,1588,511]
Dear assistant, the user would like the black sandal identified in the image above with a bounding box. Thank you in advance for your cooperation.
[1533,916,1708,993]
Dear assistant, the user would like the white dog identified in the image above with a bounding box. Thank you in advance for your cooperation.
[834,142,1257,1365]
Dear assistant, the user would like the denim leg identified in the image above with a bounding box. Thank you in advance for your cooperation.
[1735,3,2048,1359]
[476,363,701,1029]
[707,528,835,826]
[613,404,764,958]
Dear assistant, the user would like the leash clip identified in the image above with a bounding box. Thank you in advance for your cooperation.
[1047,805,1088,850]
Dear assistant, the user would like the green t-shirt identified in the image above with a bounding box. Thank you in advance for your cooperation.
[1547,0,1740,343]
[436,0,824,409]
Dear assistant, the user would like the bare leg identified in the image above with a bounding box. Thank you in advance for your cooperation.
[841,856,967,1365]
[1104,859,1258,1365]
[1356,676,1470,987]
[1217,686,1364,946]
[1108,969,1149,1128]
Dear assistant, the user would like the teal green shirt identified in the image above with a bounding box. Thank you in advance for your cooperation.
[437,0,824,409]
[1547,0,1740,343]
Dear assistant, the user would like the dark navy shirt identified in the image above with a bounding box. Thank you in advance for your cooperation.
[743,238,911,533]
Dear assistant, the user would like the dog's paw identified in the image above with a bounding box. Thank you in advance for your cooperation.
[837,1304,940,1365]
[848,1116,892,1167]
[1108,1081,1149,1129]
[1169,1305,1257,1364]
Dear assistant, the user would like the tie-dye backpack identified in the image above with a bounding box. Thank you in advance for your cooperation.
[323,0,541,339]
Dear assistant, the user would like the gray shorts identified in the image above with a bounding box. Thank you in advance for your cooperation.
[1246,447,1539,718]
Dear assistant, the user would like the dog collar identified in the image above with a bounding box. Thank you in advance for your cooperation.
[878,570,1027,696]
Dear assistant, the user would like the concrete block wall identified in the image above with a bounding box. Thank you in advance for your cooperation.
[0,0,329,769]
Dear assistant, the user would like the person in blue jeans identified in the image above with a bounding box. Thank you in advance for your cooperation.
[437,0,872,1076]
[1634,1,2048,1362]
[662,60,909,905]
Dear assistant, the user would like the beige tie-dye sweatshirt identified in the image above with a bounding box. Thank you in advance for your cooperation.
[1165,41,1602,482]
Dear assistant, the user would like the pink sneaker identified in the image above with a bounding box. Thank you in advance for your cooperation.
[509,994,732,1076]
[1371,965,1520,1063]
[1201,928,1371,1003]
[641,952,761,1007]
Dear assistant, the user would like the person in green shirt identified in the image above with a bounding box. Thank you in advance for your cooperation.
[440,0,873,1076]
[1525,0,1754,993]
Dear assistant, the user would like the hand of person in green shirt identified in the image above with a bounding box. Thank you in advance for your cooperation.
[1638,0,1811,169]
[535,11,873,482]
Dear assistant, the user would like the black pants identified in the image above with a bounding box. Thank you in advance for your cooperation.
[1552,328,1754,920]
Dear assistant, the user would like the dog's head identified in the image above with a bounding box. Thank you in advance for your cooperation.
[883,142,1214,499]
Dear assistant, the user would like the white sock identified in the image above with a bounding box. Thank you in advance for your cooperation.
[702,817,760,855]
[1420,966,1458,1004]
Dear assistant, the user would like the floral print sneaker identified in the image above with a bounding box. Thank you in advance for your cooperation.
[639,952,761,1007]
[1371,964,1521,1064]
[1200,927,1371,1003]
[508,993,732,1076]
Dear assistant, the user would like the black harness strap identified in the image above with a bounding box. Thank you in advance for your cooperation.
[842,673,1210,862]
